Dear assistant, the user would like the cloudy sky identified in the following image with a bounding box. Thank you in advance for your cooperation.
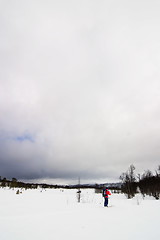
[0,0,160,183]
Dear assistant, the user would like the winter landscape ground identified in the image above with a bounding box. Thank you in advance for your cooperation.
[0,188,159,240]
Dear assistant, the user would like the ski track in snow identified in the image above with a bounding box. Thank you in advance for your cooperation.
[0,188,159,240]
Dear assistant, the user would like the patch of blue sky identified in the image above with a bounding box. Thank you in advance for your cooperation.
[0,131,35,143]
[15,134,34,143]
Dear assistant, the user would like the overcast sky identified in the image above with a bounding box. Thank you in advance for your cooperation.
[0,0,160,183]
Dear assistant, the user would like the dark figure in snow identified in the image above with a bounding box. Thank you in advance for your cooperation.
[103,188,111,207]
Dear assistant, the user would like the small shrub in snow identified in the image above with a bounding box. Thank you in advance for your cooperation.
[16,190,20,194]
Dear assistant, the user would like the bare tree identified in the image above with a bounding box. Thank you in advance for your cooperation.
[120,165,137,198]
[77,177,81,203]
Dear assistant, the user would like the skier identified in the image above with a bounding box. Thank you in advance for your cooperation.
[103,188,111,207]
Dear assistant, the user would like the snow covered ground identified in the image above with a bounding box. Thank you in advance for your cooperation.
[0,188,159,240]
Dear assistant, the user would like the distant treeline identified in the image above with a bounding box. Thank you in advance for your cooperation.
[0,176,121,191]
[2,165,159,199]
[120,165,160,199]
[0,177,65,190]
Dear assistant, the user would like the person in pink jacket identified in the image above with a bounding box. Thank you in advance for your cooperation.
[103,188,111,207]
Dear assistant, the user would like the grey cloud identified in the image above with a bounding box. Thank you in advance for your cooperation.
[0,0,160,182]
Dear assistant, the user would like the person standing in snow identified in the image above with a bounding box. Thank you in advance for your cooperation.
[103,188,111,207]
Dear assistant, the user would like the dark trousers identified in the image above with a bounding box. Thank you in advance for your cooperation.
[104,197,108,207]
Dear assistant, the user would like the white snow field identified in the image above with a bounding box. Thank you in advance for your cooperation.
[0,188,159,240]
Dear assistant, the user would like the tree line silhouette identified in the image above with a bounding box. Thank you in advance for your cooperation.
[1,165,160,200]
[0,177,120,191]
[0,177,60,190]
[120,165,160,199]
